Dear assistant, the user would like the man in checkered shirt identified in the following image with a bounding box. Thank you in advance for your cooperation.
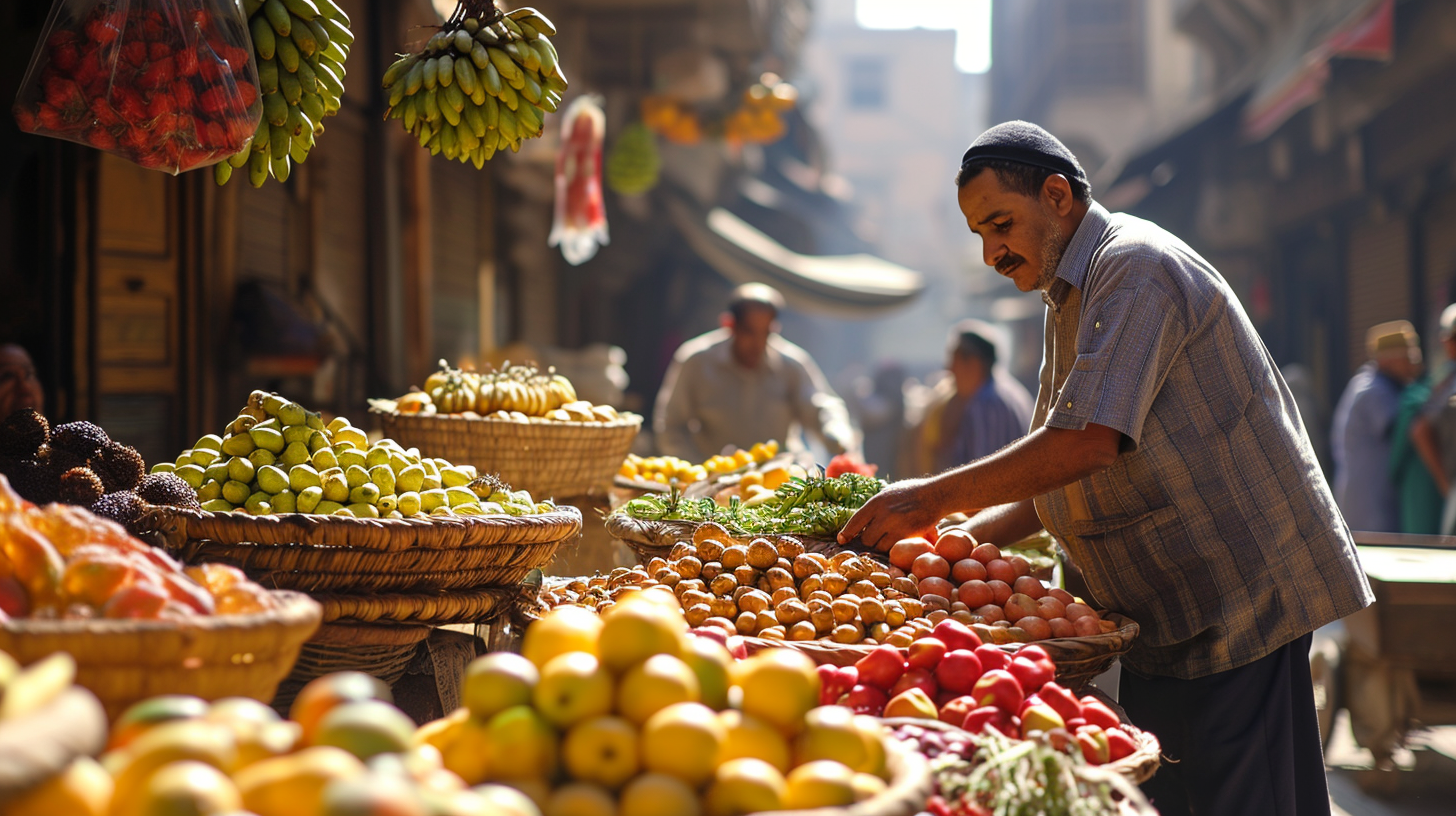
[842,121,1372,816]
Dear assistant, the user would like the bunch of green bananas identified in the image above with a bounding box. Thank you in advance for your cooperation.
[381,3,567,167]
[606,121,662,195]
[214,0,352,187]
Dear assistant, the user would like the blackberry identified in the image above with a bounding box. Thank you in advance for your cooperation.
[90,490,145,528]
[49,421,109,460]
[136,472,201,510]
[90,442,146,493]
[0,409,49,458]
[57,467,105,506]
[9,458,58,504]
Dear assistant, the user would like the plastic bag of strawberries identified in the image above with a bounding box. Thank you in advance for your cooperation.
[12,0,263,175]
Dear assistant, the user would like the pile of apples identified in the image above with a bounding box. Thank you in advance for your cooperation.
[884,529,1117,644]
[418,589,897,815]
[816,618,1139,767]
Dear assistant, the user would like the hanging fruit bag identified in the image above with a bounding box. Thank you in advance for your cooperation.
[12,0,263,175]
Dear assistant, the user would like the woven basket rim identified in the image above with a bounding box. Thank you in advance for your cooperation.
[737,612,1138,661]
[142,504,583,539]
[376,410,643,430]
[604,514,843,554]
[0,589,321,637]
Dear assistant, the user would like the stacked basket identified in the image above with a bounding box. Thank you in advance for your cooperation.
[140,504,581,706]
[377,411,641,500]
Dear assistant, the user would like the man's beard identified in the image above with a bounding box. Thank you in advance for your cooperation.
[1034,215,1067,292]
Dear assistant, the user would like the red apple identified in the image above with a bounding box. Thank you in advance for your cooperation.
[985,559,1017,585]
[974,644,1008,672]
[906,636,947,670]
[962,704,1017,737]
[1079,697,1121,730]
[1075,725,1111,764]
[1037,681,1082,723]
[817,663,859,705]
[973,604,1007,623]
[725,636,749,660]
[1047,587,1076,605]
[690,626,729,647]
[971,669,1024,713]
[931,619,982,652]
[934,649,984,695]
[1003,593,1040,622]
[938,694,977,726]
[1006,555,1032,578]
[883,687,939,720]
[911,553,951,581]
[1009,655,1054,692]
[917,576,955,600]
[951,558,987,584]
[889,666,938,699]
[854,644,907,691]
[957,579,993,608]
[970,542,1001,564]
[1012,575,1047,600]
[839,683,890,716]
[986,580,1013,606]
[1107,727,1137,761]
[1020,702,1066,738]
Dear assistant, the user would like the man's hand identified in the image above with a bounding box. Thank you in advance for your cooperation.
[838,476,952,553]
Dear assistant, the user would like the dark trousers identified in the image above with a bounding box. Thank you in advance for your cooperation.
[1120,633,1330,816]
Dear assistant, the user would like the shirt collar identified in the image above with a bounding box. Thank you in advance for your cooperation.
[1044,200,1111,308]
[710,331,784,374]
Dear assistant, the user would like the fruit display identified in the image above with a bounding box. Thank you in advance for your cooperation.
[381,2,567,165]
[376,359,633,424]
[722,73,798,147]
[618,439,784,489]
[12,0,262,174]
[0,408,201,533]
[0,473,277,621]
[617,473,885,537]
[605,121,661,196]
[882,531,1117,644]
[549,524,939,646]
[895,723,1142,816]
[156,390,556,518]
[419,590,899,814]
[639,95,703,145]
[2,669,537,816]
[214,0,353,186]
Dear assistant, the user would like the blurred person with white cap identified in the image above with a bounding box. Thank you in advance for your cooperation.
[1331,319,1423,532]
[653,282,858,461]
[1410,303,1456,533]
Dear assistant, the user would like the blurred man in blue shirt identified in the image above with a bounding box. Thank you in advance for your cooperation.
[921,320,1033,473]
[1331,320,1422,532]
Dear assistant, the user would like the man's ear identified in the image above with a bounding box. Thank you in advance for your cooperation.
[720,313,734,330]
[1042,174,1075,217]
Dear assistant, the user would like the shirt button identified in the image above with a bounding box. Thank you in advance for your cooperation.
[1066,400,1073,408]
[1095,321,1101,328]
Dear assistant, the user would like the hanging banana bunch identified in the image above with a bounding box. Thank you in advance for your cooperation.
[380,1,567,167]
[215,0,352,187]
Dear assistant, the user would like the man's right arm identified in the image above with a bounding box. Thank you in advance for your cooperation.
[1411,415,1450,495]
[653,354,701,461]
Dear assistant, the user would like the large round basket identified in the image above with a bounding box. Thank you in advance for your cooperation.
[0,591,321,721]
[0,686,106,803]
[882,715,1160,790]
[603,514,844,564]
[138,506,582,596]
[377,411,641,500]
[267,622,432,715]
[738,613,1139,693]
[774,734,932,816]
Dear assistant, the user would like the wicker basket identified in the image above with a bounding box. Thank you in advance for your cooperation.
[377,411,641,500]
[0,686,107,803]
[603,514,845,564]
[0,591,321,721]
[775,734,932,816]
[738,613,1138,693]
[268,622,431,715]
[139,506,582,595]
[314,584,537,626]
[882,715,1160,789]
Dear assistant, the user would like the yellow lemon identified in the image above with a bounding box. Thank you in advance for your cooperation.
[730,649,820,736]
[783,760,857,809]
[639,702,725,787]
[703,758,786,816]
[716,710,790,773]
[617,773,700,816]
[521,606,603,670]
[4,756,110,816]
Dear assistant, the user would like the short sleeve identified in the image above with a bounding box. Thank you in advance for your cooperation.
[1045,281,1187,446]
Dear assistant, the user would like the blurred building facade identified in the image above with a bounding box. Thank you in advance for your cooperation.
[0,0,924,465]
[797,1,991,377]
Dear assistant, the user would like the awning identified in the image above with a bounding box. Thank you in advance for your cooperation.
[1242,0,1393,141]
[666,195,925,318]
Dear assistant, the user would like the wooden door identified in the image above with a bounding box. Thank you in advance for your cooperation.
[90,153,182,467]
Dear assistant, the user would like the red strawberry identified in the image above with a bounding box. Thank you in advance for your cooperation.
[170,79,197,110]
[83,19,120,46]
[223,45,252,72]
[147,93,176,119]
[175,49,199,78]
[139,17,168,43]
[149,42,171,61]
[46,29,79,51]
[199,120,232,149]
[85,125,118,150]
[72,52,104,91]
[111,87,149,124]
[139,58,175,90]
[42,76,83,110]
[35,104,68,132]
[13,107,38,133]
[121,41,148,69]
[197,55,230,84]
[119,126,151,152]
[234,81,258,109]
[197,85,237,118]
[133,150,169,170]
[89,97,122,128]
[153,112,181,137]
[50,42,81,74]
[226,114,256,144]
